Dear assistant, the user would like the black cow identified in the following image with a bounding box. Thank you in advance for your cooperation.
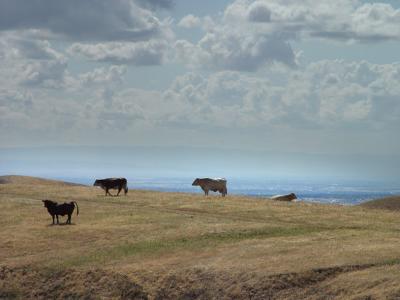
[42,200,79,225]
[93,178,128,196]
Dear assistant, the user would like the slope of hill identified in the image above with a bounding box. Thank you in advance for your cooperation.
[0,175,85,186]
[1,175,400,299]
[360,195,400,211]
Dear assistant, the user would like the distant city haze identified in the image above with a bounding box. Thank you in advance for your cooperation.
[1,146,399,182]
[1,146,399,205]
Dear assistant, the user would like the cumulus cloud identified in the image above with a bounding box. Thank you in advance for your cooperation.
[135,0,174,10]
[1,58,400,147]
[68,40,169,65]
[1,0,399,150]
[0,0,172,42]
[0,37,69,89]
[0,1,174,67]
[78,66,127,86]
[247,2,271,23]
[157,60,400,129]
[8,38,64,60]
[178,15,202,29]
[175,0,400,72]
[175,30,297,71]
[19,59,68,88]
[225,0,400,42]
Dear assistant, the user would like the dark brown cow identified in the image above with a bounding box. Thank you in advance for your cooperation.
[93,178,128,196]
[42,200,79,225]
[192,178,227,197]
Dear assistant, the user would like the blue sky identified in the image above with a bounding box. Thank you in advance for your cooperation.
[0,0,399,181]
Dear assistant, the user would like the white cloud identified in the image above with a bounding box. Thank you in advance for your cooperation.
[0,0,174,67]
[178,15,202,29]
[134,0,174,10]
[68,40,169,65]
[225,0,400,42]
[158,60,400,129]
[0,0,171,42]
[175,30,297,71]
[78,66,127,86]
[19,59,68,88]
[0,36,69,89]
[175,1,400,72]
[1,58,399,149]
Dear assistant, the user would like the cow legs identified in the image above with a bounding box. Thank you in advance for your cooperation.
[222,187,227,197]
[117,188,122,196]
[106,189,116,197]
[56,215,59,224]
[203,188,209,196]
[52,214,55,225]
[67,214,71,224]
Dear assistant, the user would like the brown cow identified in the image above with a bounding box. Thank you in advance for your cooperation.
[192,178,227,197]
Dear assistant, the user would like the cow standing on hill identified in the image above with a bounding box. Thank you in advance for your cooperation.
[192,178,227,197]
[93,178,128,196]
[42,200,79,225]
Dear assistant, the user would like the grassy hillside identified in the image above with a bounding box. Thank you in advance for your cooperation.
[360,195,400,211]
[1,175,400,299]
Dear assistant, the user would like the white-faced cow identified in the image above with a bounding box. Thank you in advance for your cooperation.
[93,178,128,196]
[192,178,227,197]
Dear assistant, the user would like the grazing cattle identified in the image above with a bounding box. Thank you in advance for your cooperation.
[192,178,227,197]
[270,193,297,202]
[93,178,128,196]
[42,200,79,225]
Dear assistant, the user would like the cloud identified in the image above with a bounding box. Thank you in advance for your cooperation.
[134,0,174,10]
[0,36,69,89]
[175,1,400,72]
[0,0,171,42]
[158,60,400,129]
[225,0,400,42]
[178,15,202,29]
[175,31,297,71]
[19,59,68,88]
[8,38,64,60]
[1,58,400,148]
[247,2,271,23]
[68,39,169,65]
[78,66,127,86]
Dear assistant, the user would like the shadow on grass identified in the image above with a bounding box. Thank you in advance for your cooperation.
[45,223,77,227]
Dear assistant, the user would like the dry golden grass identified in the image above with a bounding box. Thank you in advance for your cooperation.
[361,195,400,211]
[1,175,400,299]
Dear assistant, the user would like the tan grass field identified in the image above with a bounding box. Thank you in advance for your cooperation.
[1,175,400,299]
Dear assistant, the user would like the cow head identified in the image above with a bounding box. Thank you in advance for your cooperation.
[192,178,200,186]
[93,179,100,187]
[42,199,57,208]
[289,193,297,200]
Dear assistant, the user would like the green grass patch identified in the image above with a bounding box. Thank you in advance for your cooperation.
[55,225,325,268]
[380,257,400,266]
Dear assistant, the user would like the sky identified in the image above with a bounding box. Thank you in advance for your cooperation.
[0,0,400,181]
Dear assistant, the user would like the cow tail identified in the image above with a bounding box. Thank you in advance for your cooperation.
[73,201,79,215]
